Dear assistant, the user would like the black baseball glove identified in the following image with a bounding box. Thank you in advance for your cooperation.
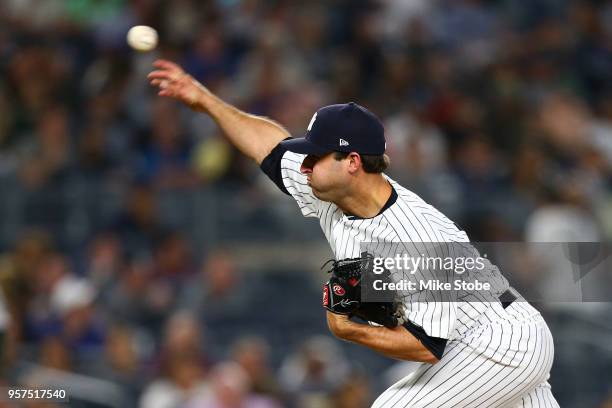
[322,253,403,328]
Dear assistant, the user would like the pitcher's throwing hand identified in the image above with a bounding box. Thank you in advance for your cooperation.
[148,59,208,110]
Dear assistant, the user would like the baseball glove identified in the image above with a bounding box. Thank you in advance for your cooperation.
[322,253,403,328]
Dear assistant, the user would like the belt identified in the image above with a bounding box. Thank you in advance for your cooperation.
[499,289,517,309]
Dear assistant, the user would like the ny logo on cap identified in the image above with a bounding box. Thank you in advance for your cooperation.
[339,139,349,146]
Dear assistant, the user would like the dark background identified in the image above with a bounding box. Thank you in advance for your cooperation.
[0,0,611,407]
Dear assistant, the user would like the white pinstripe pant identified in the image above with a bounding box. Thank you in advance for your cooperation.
[372,303,559,408]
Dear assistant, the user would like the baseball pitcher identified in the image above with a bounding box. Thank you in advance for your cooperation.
[148,60,559,407]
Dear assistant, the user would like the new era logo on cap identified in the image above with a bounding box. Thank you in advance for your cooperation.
[280,102,386,156]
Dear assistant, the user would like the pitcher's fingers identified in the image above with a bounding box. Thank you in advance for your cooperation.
[147,70,172,80]
[150,79,162,86]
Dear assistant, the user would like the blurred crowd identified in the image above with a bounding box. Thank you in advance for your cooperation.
[0,0,612,407]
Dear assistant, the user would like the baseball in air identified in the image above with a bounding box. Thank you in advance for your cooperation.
[126,25,158,52]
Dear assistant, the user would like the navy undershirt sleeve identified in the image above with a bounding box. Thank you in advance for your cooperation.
[403,320,448,360]
[260,140,291,195]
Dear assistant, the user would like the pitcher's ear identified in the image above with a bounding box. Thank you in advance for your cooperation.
[347,152,362,174]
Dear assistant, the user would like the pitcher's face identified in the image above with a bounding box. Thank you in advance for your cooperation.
[300,153,351,202]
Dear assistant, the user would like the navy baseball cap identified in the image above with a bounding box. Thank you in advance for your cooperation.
[280,102,386,156]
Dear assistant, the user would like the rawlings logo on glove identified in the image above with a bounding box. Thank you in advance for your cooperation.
[332,283,345,296]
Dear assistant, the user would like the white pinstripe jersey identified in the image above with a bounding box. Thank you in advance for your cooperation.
[265,147,558,407]
[279,150,516,342]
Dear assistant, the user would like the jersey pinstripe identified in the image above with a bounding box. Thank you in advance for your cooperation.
[278,150,558,407]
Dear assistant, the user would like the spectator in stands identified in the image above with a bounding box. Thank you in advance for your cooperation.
[279,336,350,399]
[329,370,373,408]
[178,249,248,324]
[92,324,146,407]
[230,336,282,400]
[186,361,282,408]
[140,311,209,408]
